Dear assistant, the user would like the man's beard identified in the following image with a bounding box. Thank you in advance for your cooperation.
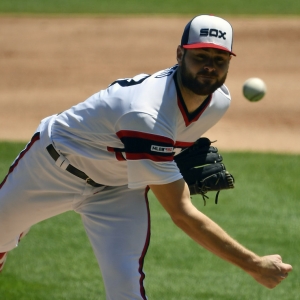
[179,61,228,96]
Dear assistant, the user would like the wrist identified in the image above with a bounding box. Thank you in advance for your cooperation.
[242,255,262,275]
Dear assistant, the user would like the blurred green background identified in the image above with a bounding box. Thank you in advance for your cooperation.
[0,0,300,15]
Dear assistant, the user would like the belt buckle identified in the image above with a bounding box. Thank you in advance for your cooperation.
[86,177,98,187]
[86,177,103,188]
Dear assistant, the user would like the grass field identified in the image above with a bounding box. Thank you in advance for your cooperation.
[0,143,299,299]
[1,0,300,15]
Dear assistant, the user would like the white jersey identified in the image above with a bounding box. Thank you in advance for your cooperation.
[51,65,231,188]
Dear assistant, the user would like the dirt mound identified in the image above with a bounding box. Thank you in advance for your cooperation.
[1,16,299,153]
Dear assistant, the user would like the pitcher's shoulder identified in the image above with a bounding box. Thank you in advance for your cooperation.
[215,84,231,101]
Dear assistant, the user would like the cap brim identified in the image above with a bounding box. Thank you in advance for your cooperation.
[182,43,236,56]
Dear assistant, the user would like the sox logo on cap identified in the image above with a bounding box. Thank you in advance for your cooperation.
[181,15,236,56]
[200,28,227,39]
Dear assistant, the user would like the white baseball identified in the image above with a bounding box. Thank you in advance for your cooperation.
[243,78,267,102]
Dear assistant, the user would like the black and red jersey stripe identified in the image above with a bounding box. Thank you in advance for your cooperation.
[174,141,194,149]
[116,130,174,162]
[107,146,126,161]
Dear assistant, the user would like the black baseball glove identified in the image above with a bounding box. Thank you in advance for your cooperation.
[174,137,234,205]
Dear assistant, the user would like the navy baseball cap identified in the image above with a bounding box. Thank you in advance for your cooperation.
[181,15,236,56]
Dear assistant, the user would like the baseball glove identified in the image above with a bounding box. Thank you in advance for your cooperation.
[174,137,234,205]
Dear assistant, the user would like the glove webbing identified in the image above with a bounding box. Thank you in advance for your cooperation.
[190,171,235,205]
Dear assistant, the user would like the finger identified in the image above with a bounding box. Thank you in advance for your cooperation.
[276,254,282,262]
[279,273,288,280]
[282,263,293,272]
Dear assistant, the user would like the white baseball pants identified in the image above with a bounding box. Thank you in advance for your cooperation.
[0,116,150,300]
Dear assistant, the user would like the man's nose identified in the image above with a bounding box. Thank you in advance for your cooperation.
[203,59,216,72]
[203,65,215,72]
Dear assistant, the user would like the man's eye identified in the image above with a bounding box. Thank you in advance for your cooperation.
[215,58,226,64]
[194,55,206,61]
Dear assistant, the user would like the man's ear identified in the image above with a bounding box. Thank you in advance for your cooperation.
[176,46,184,66]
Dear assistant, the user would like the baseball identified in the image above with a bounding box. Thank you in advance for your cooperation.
[243,78,267,102]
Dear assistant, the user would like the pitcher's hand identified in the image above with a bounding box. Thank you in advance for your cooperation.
[248,254,292,289]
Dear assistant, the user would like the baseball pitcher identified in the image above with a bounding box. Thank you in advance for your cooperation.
[0,15,292,299]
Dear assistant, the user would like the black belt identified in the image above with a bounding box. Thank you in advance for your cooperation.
[46,144,103,188]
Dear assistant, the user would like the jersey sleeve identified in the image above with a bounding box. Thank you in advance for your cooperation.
[116,111,183,189]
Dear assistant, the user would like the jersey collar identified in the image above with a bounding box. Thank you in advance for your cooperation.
[173,71,212,127]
